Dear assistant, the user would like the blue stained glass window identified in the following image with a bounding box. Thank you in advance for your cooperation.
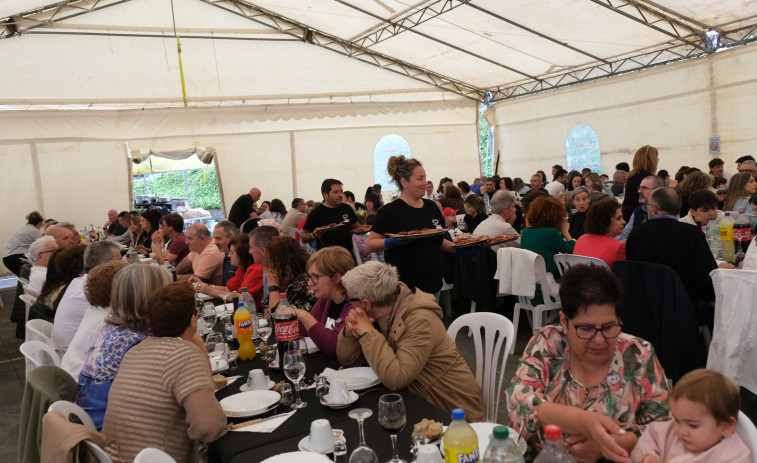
[374,135,411,190]
[566,125,601,173]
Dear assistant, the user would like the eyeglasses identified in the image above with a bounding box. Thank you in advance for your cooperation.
[345,297,361,304]
[568,319,623,340]
[306,273,325,284]
[638,186,653,191]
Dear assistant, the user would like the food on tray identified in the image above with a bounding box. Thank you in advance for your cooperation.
[451,234,489,247]
[353,224,372,233]
[488,233,520,244]
[412,418,444,441]
[315,222,344,231]
[385,228,442,237]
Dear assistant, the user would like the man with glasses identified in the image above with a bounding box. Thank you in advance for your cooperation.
[27,236,58,294]
[615,175,664,241]
[155,213,189,266]
[737,160,757,180]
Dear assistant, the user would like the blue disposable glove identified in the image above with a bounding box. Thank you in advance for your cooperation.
[384,237,410,249]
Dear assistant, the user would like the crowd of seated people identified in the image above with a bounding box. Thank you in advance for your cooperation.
[7,148,757,463]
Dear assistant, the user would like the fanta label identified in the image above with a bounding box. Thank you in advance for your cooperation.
[444,447,479,463]
[237,319,252,331]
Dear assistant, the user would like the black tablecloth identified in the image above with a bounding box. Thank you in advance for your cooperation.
[209,351,450,463]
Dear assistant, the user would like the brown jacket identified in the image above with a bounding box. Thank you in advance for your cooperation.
[337,283,484,422]
[41,411,107,463]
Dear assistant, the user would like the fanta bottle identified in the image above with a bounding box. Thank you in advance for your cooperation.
[443,408,479,463]
[234,301,255,360]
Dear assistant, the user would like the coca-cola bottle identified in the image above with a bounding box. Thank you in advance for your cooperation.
[273,293,299,370]
[734,210,752,253]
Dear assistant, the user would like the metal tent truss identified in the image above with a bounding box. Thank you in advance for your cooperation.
[0,0,133,39]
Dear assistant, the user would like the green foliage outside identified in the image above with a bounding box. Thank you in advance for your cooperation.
[133,167,221,210]
[479,105,493,176]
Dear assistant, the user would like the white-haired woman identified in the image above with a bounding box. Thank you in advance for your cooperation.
[337,261,484,421]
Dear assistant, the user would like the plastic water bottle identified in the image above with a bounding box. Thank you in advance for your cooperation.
[482,426,524,463]
[534,425,576,462]
[720,212,735,263]
[443,408,479,463]
[126,245,139,264]
[706,217,721,259]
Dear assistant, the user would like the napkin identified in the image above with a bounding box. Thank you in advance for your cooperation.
[224,376,241,387]
[231,410,296,433]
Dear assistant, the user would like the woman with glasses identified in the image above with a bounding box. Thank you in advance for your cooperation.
[294,247,355,357]
[506,265,669,462]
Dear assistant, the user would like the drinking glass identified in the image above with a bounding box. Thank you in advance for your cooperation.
[378,394,407,463]
[218,290,232,313]
[288,338,308,361]
[257,312,272,344]
[283,350,307,409]
[200,304,217,333]
[205,332,225,362]
[348,408,379,463]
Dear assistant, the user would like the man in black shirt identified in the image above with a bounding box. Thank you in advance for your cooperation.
[227,187,261,228]
[302,179,358,254]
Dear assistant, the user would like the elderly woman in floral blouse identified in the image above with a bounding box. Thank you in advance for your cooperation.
[506,265,669,463]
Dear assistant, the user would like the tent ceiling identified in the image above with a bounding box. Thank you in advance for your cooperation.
[1,0,756,106]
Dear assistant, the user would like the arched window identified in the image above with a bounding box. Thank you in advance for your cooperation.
[374,134,411,190]
[566,124,601,173]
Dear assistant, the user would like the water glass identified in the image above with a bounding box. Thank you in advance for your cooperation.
[283,350,307,409]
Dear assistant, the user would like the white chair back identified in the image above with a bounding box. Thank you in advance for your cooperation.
[48,400,96,430]
[19,294,37,323]
[352,237,363,265]
[286,227,298,239]
[18,277,30,286]
[23,284,40,298]
[494,247,561,354]
[135,448,177,463]
[554,253,610,276]
[439,279,454,319]
[20,340,61,377]
[26,319,54,344]
[447,313,515,423]
[736,410,757,463]
[83,440,113,463]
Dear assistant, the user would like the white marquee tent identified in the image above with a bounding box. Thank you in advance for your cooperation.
[2,0,757,273]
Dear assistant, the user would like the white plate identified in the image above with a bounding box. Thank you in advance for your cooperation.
[219,390,281,418]
[325,367,380,390]
[214,304,234,315]
[211,358,228,374]
[197,292,213,301]
[320,390,359,409]
[298,436,334,454]
[440,423,526,456]
[239,379,276,392]
[261,452,330,463]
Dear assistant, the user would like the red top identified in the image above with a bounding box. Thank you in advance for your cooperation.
[226,264,264,307]
[573,233,626,268]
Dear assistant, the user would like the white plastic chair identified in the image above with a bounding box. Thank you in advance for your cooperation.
[554,253,610,276]
[19,294,36,323]
[20,340,61,377]
[23,284,40,298]
[439,279,454,319]
[48,400,96,430]
[352,237,363,264]
[26,319,54,344]
[494,248,561,354]
[736,411,757,463]
[447,312,515,423]
[135,448,177,463]
[83,440,113,463]
[18,277,30,286]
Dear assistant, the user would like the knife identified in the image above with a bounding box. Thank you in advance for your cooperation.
[231,411,293,430]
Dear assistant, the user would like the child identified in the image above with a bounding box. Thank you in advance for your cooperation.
[631,369,751,463]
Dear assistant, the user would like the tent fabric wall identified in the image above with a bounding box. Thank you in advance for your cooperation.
[0,100,478,274]
[485,44,757,180]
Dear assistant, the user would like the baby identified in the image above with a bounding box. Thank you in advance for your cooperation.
[631,369,751,463]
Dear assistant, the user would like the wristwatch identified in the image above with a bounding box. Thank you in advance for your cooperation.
[268,285,281,292]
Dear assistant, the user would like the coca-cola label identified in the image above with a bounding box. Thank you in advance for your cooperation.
[734,227,752,242]
[275,320,299,341]
[717,192,727,202]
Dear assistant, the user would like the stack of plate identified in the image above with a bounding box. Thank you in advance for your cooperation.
[324,367,381,390]
[219,390,281,418]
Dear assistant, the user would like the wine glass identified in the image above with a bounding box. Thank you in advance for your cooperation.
[378,394,407,463]
[200,304,217,334]
[218,290,232,313]
[288,338,308,361]
[283,350,307,409]
[348,408,379,463]
[257,311,272,343]
[205,332,226,366]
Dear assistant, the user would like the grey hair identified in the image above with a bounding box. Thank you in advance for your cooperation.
[84,240,120,272]
[742,160,757,169]
[572,186,590,198]
[341,261,399,308]
[250,225,280,248]
[489,190,516,215]
[648,187,681,215]
[214,220,238,238]
[106,264,172,332]
[28,236,56,263]
[643,175,665,189]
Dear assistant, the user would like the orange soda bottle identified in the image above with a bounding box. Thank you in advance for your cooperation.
[234,302,256,360]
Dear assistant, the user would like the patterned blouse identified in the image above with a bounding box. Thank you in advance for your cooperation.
[506,325,670,450]
[75,323,148,430]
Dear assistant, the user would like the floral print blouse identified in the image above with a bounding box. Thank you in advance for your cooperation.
[506,325,670,450]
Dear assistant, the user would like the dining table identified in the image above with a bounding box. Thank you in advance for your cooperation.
[208,343,451,463]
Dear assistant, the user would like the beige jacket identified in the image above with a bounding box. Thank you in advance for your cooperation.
[337,283,484,422]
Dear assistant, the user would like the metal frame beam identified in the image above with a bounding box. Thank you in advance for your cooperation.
[200,0,486,101]
[489,27,757,102]
[0,0,133,39]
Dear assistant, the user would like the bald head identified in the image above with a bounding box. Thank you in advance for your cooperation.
[186,223,212,253]
[249,188,261,202]
[107,209,118,223]
[647,187,681,216]
[46,226,72,248]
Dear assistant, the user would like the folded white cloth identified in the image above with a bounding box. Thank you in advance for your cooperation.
[494,247,539,297]
[231,410,296,433]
